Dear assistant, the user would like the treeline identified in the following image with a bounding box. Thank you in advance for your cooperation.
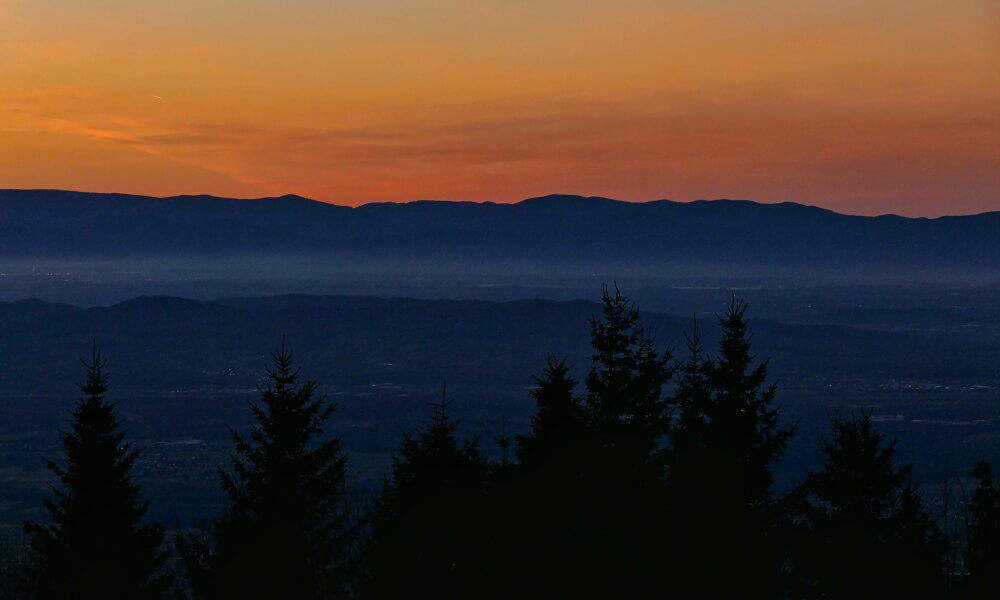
[1,287,998,598]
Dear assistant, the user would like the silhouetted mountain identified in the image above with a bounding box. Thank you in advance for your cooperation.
[3,190,999,271]
[1,294,997,395]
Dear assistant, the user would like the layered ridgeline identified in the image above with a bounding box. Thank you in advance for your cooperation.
[2,294,999,393]
[0,294,996,491]
[2,190,999,274]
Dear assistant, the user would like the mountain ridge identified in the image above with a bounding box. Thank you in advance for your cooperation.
[5,188,999,219]
[1,293,997,395]
[2,189,999,275]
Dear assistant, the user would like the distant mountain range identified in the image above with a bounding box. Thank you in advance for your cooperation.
[2,294,997,394]
[2,190,999,271]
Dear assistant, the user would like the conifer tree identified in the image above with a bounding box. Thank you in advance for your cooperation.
[585,283,673,467]
[481,415,520,595]
[180,342,352,599]
[23,345,169,599]
[667,298,794,595]
[361,392,489,598]
[667,316,711,473]
[500,286,674,595]
[516,356,587,471]
[509,357,597,595]
[579,284,674,594]
[795,410,945,597]
[964,460,1000,597]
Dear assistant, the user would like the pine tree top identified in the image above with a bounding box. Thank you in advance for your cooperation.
[191,339,352,600]
[24,343,169,599]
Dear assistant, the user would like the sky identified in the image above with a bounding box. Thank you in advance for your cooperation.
[1,0,998,216]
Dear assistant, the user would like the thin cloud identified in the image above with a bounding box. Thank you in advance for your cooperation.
[3,85,997,214]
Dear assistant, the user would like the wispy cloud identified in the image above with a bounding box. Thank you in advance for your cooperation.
[1,0,997,213]
[3,89,997,214]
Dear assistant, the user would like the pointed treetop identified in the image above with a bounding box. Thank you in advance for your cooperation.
[429,380,452,429]
[79,339,109,400]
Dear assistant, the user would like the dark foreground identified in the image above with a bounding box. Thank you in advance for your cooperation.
[1,288,998,598]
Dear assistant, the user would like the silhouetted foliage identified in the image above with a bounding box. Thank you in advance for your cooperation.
[23,345,169,599]
[7,286,989,597]
[794,410,946,597]
[179,342,352,600]
[361,391,490,599]
[0,534,30,600]
[506,357,599,595]
[667,298,795,595]
[516,356,589,471]
[499,285,674,595]
[964,460,1000,597]
[583,285,675,593]
[586,283,674,469]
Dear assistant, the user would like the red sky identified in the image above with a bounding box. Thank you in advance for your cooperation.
[1,0,998,216]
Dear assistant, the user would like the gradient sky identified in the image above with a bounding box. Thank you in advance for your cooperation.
[1,0,998,215]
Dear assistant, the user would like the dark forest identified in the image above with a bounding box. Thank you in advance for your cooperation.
[2,287,996,598]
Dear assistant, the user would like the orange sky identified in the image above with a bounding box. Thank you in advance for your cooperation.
[1,0,998,216]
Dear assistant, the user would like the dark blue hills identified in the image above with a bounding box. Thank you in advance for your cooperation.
[1,294,997,394]
[2,189,998,269]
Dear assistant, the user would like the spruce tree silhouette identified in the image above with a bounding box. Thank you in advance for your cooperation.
[668,298,794,596]
[361,386,489,599]
[509,356,597,595]
[23,344,169,599]
[794,410,945,597]
[579,284,673,594]
[179,341,352,600]
[516,356,587,471]
[964,460,1000,597]
[585,283,673,466]
[497,286,675,595]
[480,414,520,596]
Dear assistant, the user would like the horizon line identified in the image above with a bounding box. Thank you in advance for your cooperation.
[2,187,997,220]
